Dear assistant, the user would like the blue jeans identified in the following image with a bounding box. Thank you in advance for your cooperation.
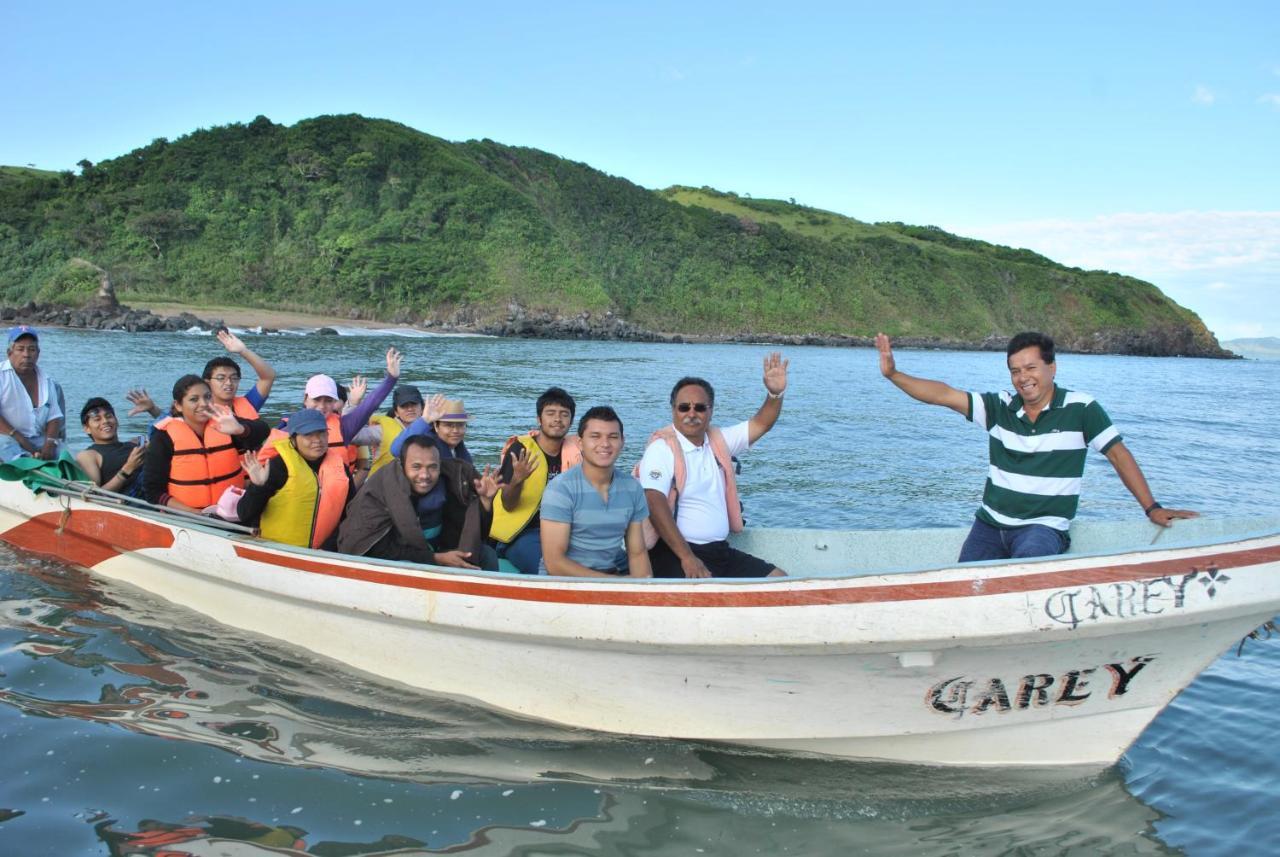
[495,527,543,575]
[958,518,1069,563]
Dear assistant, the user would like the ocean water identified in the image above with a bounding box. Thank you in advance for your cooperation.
[1,328,1277,856]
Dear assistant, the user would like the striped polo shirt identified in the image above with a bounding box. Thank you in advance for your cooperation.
[967,385,1121,531]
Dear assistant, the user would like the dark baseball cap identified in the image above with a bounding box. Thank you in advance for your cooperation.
[392,385,425,407]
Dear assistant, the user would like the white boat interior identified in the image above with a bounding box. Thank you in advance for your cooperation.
[729,514,1280,580]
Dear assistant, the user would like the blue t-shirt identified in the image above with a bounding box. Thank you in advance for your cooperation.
[538,467,649,573]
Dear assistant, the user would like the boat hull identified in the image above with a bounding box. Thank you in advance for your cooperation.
[3,483,1278,767]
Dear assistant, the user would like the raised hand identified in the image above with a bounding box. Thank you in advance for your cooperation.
[473,465,504,501]
[208,402,245,436]
[241,451,269,486]
[126,387,161,417]
[433,550,479,570]
[217,329,247,354]
[875,332,896,378]
[385,346,403,379]
[422,393,446,424]
[763,351,789,396]
[508,447,539,485]
[346,375,368,408]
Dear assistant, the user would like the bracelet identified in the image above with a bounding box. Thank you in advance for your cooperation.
[1144,502,1163,516]
[119,470,135,480]
[767,390,784,400]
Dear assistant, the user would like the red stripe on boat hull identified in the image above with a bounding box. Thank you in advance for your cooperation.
[231,543,1280,608]
[3,511,175,568]
[6,504,1276,609]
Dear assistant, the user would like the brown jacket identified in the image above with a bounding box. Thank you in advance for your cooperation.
[336,459,490,563]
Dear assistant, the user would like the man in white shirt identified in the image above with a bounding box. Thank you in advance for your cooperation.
[0,325,64,462]
[637,353,789,578]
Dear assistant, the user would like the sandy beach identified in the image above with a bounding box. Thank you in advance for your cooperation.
[128,301,412,332]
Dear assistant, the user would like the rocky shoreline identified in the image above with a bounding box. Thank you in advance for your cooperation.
[0,299,1238,359]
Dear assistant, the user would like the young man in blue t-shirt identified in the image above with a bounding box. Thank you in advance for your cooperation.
[203,329,277,417]
[539,406,652,578]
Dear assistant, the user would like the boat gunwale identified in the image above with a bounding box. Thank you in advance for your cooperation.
[7,483,1280,613]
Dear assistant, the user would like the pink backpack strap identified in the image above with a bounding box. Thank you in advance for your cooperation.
[634,427,685,549]
[560,435,582,468]
[707,427,744,534]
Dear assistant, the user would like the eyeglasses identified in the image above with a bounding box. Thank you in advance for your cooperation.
[209,374,240,383]
[85,409,115,421]
[676,403,709,413]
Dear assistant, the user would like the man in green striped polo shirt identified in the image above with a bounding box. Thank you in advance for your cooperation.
[875,331,1197,562]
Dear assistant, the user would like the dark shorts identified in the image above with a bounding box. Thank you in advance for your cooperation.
[649,538,776,579]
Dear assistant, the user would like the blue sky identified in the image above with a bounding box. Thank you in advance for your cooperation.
[6,2,1277,339]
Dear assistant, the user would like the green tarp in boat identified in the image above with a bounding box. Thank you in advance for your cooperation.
[0,452,88,491]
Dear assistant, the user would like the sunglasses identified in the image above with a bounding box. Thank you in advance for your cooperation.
[676,402,709,413]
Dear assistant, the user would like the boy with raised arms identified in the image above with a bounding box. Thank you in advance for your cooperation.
[203,329,277,418]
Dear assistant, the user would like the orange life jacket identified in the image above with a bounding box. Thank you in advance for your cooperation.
[635,425,742,549]
[232,395,259,419]
[157,416,245,508]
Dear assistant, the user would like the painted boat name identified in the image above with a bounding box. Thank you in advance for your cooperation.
[927,655,1155,719]
[1044,566,1228,630]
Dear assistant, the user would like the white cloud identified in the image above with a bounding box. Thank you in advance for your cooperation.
[1260,93,1280,108]
[951,211,1280,275]
[944,211,1280,339]
[1192,84,1216,105]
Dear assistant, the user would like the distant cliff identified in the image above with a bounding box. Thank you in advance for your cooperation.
[1222,337,1280,359]
[0,114,1231,356]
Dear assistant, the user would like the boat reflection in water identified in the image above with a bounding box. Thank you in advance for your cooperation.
[0,550,1183,856]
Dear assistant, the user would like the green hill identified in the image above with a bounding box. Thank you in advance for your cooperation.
[0,114,1227,355]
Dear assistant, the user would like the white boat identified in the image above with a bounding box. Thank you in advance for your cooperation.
[2,474,1277,768]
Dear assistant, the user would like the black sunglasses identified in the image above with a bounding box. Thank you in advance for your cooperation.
[676,402,709,413]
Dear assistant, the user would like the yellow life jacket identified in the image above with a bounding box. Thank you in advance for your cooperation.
[258,437,350,549]
[489,432,582,543]
[368,413,407,475]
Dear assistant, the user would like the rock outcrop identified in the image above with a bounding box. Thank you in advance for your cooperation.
[0,300,222,334]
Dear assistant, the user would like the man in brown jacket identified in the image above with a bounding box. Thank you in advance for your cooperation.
[337,435,501,569]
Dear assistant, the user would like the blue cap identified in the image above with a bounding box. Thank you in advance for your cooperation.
[7,325,38,344]
[286,408,330,436]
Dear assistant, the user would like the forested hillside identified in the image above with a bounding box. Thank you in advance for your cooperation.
[0,114,1227,355]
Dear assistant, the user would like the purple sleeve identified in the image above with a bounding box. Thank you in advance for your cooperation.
[340,374,395,443]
